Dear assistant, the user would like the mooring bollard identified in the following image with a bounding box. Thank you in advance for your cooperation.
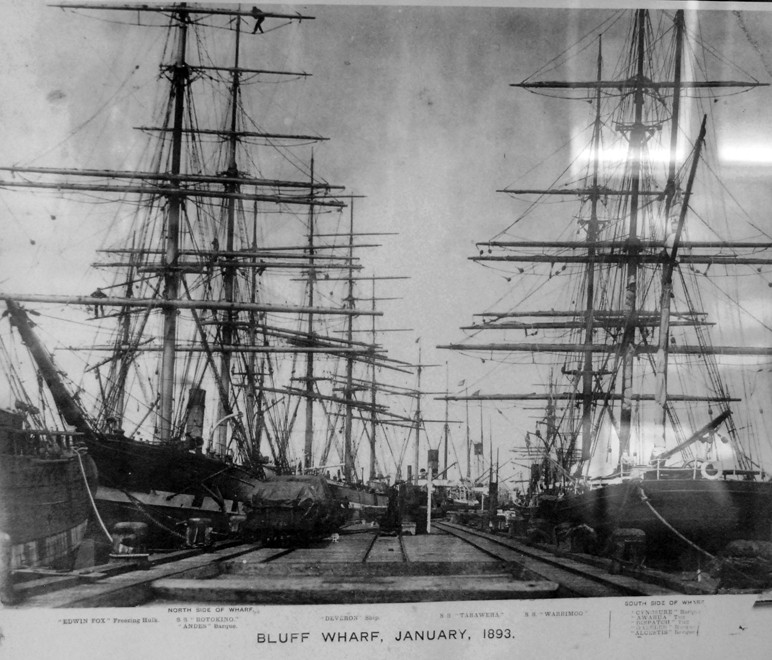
[609,528,646,574]
[185,518,213,548]
[0,532,17,605]
[109,522,150,566]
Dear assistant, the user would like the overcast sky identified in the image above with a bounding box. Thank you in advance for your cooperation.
[2,1,772,481]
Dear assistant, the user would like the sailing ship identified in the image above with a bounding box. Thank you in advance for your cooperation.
[0,405,97,571]
[443,8,772,564]
[0,3,389,548]
[1,302,97,574]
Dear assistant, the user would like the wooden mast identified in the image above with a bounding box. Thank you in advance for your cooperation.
[215,12,242,457]
[304,157,317,471]
[369,279,378,481]
[617,8,648,462]
[158,5,188,444]
[343,202,356,483]
[443,11,772,459]
[413,344,423,483]
[656,9,685,435]
[579,35,603,464]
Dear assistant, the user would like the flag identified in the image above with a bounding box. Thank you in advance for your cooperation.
[457,379,466,387]
[474,442,483,456]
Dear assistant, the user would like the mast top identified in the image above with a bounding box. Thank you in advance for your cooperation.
[514,80,767,90]
[52,4,315,21]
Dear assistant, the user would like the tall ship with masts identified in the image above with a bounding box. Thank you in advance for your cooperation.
[0,3,388,548]
[443,8,772,565]
[0,344,97,571]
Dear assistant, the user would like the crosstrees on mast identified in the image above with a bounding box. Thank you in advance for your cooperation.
[443,8,771,484]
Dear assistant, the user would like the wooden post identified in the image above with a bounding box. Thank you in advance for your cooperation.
[426,471,433,534]
[0,532,17,605]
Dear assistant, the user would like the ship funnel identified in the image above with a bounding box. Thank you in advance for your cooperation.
[185,388,206,439]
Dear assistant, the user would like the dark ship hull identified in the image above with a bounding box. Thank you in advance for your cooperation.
[536,469,772,557]
[244,475,348,542]
[5,299,263,549]
[244,475,388,543]
[327,480,388,524]
[86,436,265,547]
[0,410,97,569]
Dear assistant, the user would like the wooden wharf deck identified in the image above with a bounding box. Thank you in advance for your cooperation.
[7,526,555,607]
[6,521,714,607]
[435,521,681,598]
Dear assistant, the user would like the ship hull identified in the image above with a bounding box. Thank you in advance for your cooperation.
[540,476,772,557]
[0,453,97,570]
[327,481,388,523]
[244,475,348,542]
[83,436,264,547]
[3,300,265,549]
[244,476,389,543]
[92,485,248,548]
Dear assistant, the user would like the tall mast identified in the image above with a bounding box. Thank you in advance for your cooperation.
[618,8,648,461]
[159,6,189,443]
[113,275,134,425]
[443,9,770,478]
[656,9,685,435]
[215,13,242,456]
[465,389,471,480]
[343,201,355,482]
[369,279,377,481]
[443,364,449,476]
[479,401,484,479]
[108,240,138,428]
[303,157,316,470]
[664,10,685,216]
[246,203,261,462]
[579,36,604,465]
[5,300,96,438]
[413,344,423,483]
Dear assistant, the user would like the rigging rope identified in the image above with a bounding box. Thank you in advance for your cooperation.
[75,449,113,543]
[634,483,767,588]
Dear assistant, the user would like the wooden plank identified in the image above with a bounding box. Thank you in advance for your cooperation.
[365,536,405,562]
[9,544,236,601]
[13,574,84,598]
[437,522,678,597]
[215,546,294,565]
[403,531,495,563]
[275,533,373,563]
[221,561,531,578]
[13,544,257,608]
[151,574,559,603]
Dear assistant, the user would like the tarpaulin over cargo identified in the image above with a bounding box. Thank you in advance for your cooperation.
[250,475,333,509]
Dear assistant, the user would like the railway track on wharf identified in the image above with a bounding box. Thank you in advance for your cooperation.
[6,522,703,607]
[434,521,708,599]
[146,526,559,604]
[6,526,551,607]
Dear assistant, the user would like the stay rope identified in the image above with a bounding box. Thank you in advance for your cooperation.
[75,449,113,543]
